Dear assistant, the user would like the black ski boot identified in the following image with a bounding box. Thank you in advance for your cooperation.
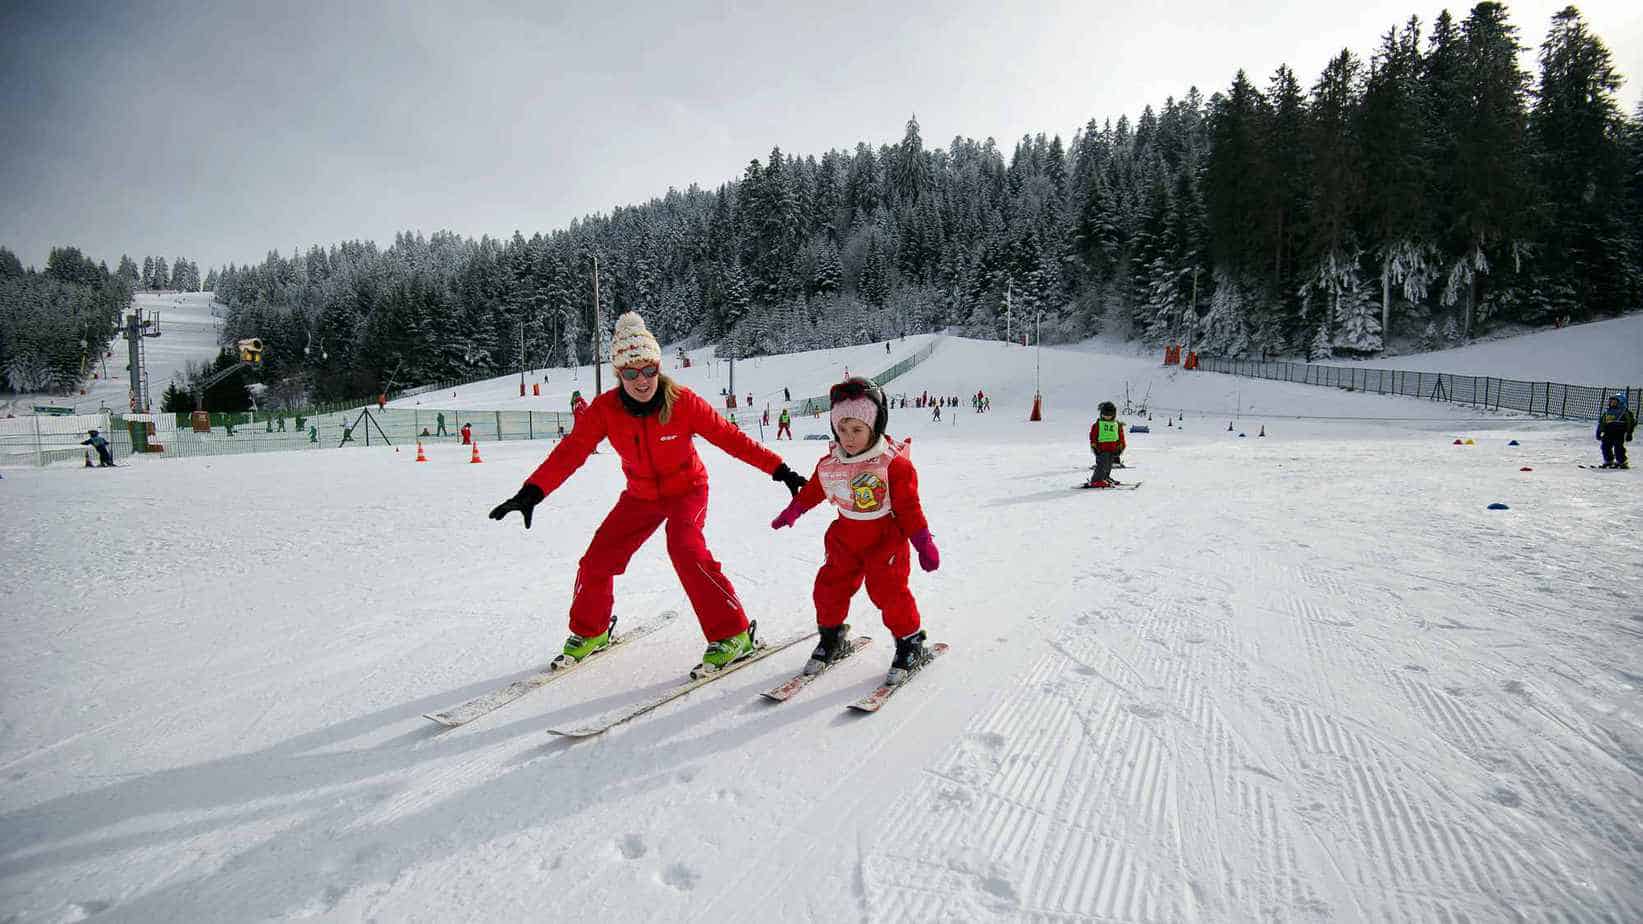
[804,623,852,676]
[887,629,931,685]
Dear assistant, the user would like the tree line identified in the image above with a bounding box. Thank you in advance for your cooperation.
[0,246,133,395]
[113,254,206,292]
[193,3,1638,407]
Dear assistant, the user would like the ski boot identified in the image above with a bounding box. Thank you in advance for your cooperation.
[691,620,758,679]
[803,623,853,676]
[1087,479,1114,489]
[553,617,615,670]
[886,629,932,686]
[1620,461,1631,469]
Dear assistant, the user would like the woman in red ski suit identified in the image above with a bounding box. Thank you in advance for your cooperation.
[490,312,807,653]
[770,377,939,684]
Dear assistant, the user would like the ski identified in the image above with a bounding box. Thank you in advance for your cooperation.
[1579,464,1628,470]
[423,611,678,727]
[1075,480,1143,491]
[760,636,874,702]
[548,628,817,738]
[847,643,950,713]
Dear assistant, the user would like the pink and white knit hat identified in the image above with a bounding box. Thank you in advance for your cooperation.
[830,395,878,433]
[610,312,662,370]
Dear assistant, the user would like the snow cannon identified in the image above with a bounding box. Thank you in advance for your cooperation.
[1507,439,1520,446]
[1487,503,1510,510]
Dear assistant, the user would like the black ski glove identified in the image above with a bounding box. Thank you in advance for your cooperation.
[489,484,545,529]
[772,463,807,498]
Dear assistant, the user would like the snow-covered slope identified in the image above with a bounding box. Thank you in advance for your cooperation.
[392,334,940,417]
[3,337,1639,922]
[1322,313,1643,386]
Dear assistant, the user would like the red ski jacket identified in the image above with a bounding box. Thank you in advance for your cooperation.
[526,385,784,501]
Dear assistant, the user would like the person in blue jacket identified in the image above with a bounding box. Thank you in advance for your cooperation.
[1596,393,1635,469]
[81,430,115,467]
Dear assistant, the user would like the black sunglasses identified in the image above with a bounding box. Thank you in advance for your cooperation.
[620,365,660,381]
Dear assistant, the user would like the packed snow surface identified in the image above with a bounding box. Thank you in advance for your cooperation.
[4,336,1641,922]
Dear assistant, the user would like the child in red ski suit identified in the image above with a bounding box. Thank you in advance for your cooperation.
[771,376,939,684]
[1088,400,1126,487]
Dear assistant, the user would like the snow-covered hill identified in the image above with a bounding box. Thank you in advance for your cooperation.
[3,336,1639,922]
[392,334,941,418]
[1320,313,1643,387]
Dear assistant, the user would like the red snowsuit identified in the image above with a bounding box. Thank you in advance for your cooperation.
[790,436,928,638]
[525,385,785,642]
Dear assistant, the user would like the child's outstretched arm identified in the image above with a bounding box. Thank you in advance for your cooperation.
[771,460,826,529]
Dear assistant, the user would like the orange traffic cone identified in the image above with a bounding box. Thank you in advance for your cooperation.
[416,440,428,462]
[1258,425,1265,437]
[470,441,483,464]
[1029,393,1042,421]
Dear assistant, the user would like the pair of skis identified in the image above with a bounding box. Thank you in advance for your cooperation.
[421,615,945,738]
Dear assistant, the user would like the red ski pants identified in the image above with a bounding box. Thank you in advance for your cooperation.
[569,487,748,643]
[776,422,792,440]
[813,516,920,638]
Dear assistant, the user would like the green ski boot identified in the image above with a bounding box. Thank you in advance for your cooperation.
[691,621,759,679]
[553,618,615,669]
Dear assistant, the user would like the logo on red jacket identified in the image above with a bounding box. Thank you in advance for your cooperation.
[849,472,888,511]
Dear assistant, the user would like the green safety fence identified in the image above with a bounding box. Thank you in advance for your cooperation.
[0,407,576,466]
[3,341,947,466]
[789,338,943,417]
[1195,356,1641,422]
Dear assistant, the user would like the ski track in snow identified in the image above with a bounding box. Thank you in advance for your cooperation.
[2,334,1641,922]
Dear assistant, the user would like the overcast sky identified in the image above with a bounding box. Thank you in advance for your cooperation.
[3,0,1639,274]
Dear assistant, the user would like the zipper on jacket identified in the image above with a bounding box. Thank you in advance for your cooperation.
[636,414,661,492]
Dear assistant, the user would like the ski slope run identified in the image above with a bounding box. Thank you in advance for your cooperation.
[2,336,1639,922]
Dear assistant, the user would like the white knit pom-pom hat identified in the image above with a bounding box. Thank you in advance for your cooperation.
[610,311,662,370]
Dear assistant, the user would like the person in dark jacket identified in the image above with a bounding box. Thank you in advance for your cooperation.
[1596,393,1636,468]
[81,430,115,467]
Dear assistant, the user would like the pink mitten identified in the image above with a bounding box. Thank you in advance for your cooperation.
[771,498,806,530]
[909,529,940,572]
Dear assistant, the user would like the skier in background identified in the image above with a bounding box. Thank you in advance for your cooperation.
[489,311,808,677]
[1596,393,1635,469]
[770,376,939,685]
[460,421,472,445]
[776,407,793,440]
[81,430,114,467]
[1087,401,1127,488]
